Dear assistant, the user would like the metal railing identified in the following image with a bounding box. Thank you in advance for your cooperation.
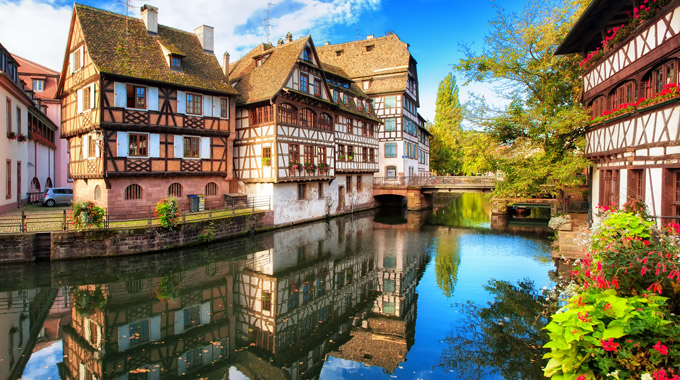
[373,175,497,188]
[0,195,271,234]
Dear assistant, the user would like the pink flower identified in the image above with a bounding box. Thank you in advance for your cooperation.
[601,338,619,352]
[643,240,651,246]
[577,375,586,380]
[653,341,669,355]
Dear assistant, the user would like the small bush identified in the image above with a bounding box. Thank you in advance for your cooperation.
[155,197,181,230]
[71,200,105,231]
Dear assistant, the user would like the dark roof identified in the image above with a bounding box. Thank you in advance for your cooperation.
[322,63,381,121]
[229,38,308,104]
[316,34,413,93]
[75,4,236,95]
[556,0,636,54]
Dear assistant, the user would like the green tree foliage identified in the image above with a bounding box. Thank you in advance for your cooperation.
[456,0,591,197]
[434,232,461,297]
[430,73,464,175]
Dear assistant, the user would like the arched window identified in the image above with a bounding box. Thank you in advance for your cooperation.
[300,108,316,128]
[278,103,298,125]
[44,178,53,189]
[94,185,101,201]
[319,113,333,131]
[644,60,678,97]
[30,177,40,191]
[205,182,218,196]
[125,184,142,200]
[589,96,607,117]
[168,183,183,197]
[610,80,636,109]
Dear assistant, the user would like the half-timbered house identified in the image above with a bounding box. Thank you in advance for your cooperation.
[56,4,237,213]
[557,0,680,221]
[230,35,379,225]
[317,34,430,179]
[0,43,58,213]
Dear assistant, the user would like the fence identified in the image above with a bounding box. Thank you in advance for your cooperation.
[373,175,497,187]
[0,195,270,234]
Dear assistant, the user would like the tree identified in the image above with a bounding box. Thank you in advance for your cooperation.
[430,73,464,175]
[456,0,591,197]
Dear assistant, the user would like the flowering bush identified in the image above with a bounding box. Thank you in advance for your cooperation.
[289,162,302,174]
[590,84,680,125]
[318,162,330,175]
[71,200,105,231]
[155,197,180,230]
[304,162,316,174]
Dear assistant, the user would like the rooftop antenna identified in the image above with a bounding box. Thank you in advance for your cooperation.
[265,2,274,44]
[117,0,137,34]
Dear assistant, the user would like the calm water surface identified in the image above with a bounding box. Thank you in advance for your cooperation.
[0,193,554,380]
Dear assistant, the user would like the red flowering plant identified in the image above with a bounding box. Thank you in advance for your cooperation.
[590,84,680,125]
[70,200,105,231]
[288,162,302,175]
[154,197,180,230]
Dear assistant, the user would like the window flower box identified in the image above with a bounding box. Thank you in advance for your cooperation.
[7,131,16,140]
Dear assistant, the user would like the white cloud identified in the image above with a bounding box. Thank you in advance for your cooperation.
[0,0,72,70]
[0,0,381,71]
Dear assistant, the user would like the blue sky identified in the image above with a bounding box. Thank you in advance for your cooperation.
[0,0,524,121]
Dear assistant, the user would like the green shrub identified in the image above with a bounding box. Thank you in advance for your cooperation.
[155,197,181,230]
[72,286,106,316]
[71,200,105,231]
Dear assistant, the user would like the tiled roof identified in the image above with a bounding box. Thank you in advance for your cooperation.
[75,4,236,95]
[14,55,60,102]
[316,34,412,93]
[322,63,380,121]
[229,38,308,104]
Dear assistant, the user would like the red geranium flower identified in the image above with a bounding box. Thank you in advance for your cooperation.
[601,338,619,352]
[653,341,669,355]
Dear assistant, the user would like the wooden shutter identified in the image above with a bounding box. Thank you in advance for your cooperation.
[88,84,95,110]
[148,87,159,111]
[200,302,211,325]
[200,137,210,159]
[174,310,184,335]
[77,89,83,113]
[117,132,128,157]
[80,47,85,69]
[174,135,183,158]
[177,90,186,114]
[117,324,130,351]
[150,316,161,341]
[82,135,89,158]
[149,134,160,158]
[203,95,212,117]
[114,82,127,108]
[212,96,220,117]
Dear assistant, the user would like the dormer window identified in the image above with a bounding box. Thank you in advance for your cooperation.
[33,80,44,92]
[170,55,182,70]
[304,47,312,62]
[255,57,263,67]
[365,45,374,52]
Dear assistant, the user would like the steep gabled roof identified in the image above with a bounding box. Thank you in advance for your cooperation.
[73,4,236,95]
[322,62,380,122]
[316,34,413,94]
[229,37,310,104]
[13,55,60,102]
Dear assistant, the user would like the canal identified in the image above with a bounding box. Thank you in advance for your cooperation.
[0,193,554,380]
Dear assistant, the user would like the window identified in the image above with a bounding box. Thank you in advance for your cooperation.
[171,55,182,70]
[6,99,10,134]
[6,160,10,199]
[318,182,324,199]
[346,176,352,192]
[384,279,395,292]
[263,146,271,164]
[300,108,315,128]
[314,79,321,96]
[278,103,297,125]
[16,107,20,134]
[342,93,348,105]
[590,96,606,117]
[361,122,367,136]
[357,175,362,191]
[128,134,148,157]
[125,184,142,200]
[347,146,354,161]
[384,118,396,132]
[72,47,82,71]
[383,255,396,268]
[316,146,326,164]
[300,73,309,93]
[289,144,300,163]
[384,302,395,315]
[298,183,306,200]
[628,169,644,201]
[32,80,44,92]
[384,96,396,108]
[338,144,345,160]
[611,81,635,109]
[304,145,314,166]
[186,93,202,115]
[250,104,272,125]
[303,47,311,62]
[184,306,200,328]
[184,348,201,372]
[385,143,397,157]
[262,291,271,310]
[129,320,149,346]
[205,182,218,196]
[369,148,375,163]
[184,136,200,158]
[333,91,338,103]
[220,98,229,118]
[319,113,332,131]
[600,170,619,208]
[646,60,677,97]
[168,183,183,197]
[88,135,97,158]
[345,117,353,135]
[45,178,52,189]
[83,86,91,110]
[126,85,146,109]
[669,169,680,221]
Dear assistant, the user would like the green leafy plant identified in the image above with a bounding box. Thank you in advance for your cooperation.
[197,220,216,243]
[288,162,302,174]
[155,197,180,230]
[318,162,330,175]
[262,157,271,166]
[72,286,106,316]
[71,200,105,231]
[154,274,181,301]
[304,162,316,173]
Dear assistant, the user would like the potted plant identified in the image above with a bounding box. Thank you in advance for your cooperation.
[17,134,27,142]
[262,157,271,167]
[71,200,105,231]
[318,163,330,175]
[338,154,346,161]
[7,131,17,140]
[288,162,301,175]
[304,162,316,174]
[347,153,354,161]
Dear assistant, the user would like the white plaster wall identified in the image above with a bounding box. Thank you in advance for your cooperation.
[272,183,329,225]
[0,92,29,208]
[27,141,55,191]
[378,140,404,177]
[619,168,628,209]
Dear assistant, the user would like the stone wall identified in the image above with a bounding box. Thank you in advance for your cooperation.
[50,211,274,260]
[0,234,34,263]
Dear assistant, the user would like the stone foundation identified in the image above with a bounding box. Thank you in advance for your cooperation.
[0,234,34,263]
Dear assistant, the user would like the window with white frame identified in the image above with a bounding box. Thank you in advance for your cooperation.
[186,93,202,115]
[184,136,200,158]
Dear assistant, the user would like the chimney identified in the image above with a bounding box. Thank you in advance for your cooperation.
[141,4,158,35]
[222,51,230,79]
[277,38,284,46]
[194,25,215,53]
[367,35,374,39]
[324,41,330,46]
[285,32,293,44]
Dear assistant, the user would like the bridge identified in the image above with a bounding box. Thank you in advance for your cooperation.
[373,176,496,210]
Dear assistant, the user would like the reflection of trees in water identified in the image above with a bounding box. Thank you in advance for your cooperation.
[439,279,555,380]
[434,233,461,297]
[431,193,490,228]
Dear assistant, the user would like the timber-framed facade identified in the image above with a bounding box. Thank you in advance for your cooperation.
[56,4,237,213]
[558,0,680,221]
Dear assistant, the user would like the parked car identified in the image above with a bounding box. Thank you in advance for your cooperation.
[41,188,73,207]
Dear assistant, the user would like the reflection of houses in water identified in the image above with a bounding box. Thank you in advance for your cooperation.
[62,261,235,380]
[0,287,59,380]
[330,229,429,373]
[233,216,378,379]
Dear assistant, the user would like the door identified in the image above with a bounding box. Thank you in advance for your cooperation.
[16,161,21,205]
[338,186,345,211]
